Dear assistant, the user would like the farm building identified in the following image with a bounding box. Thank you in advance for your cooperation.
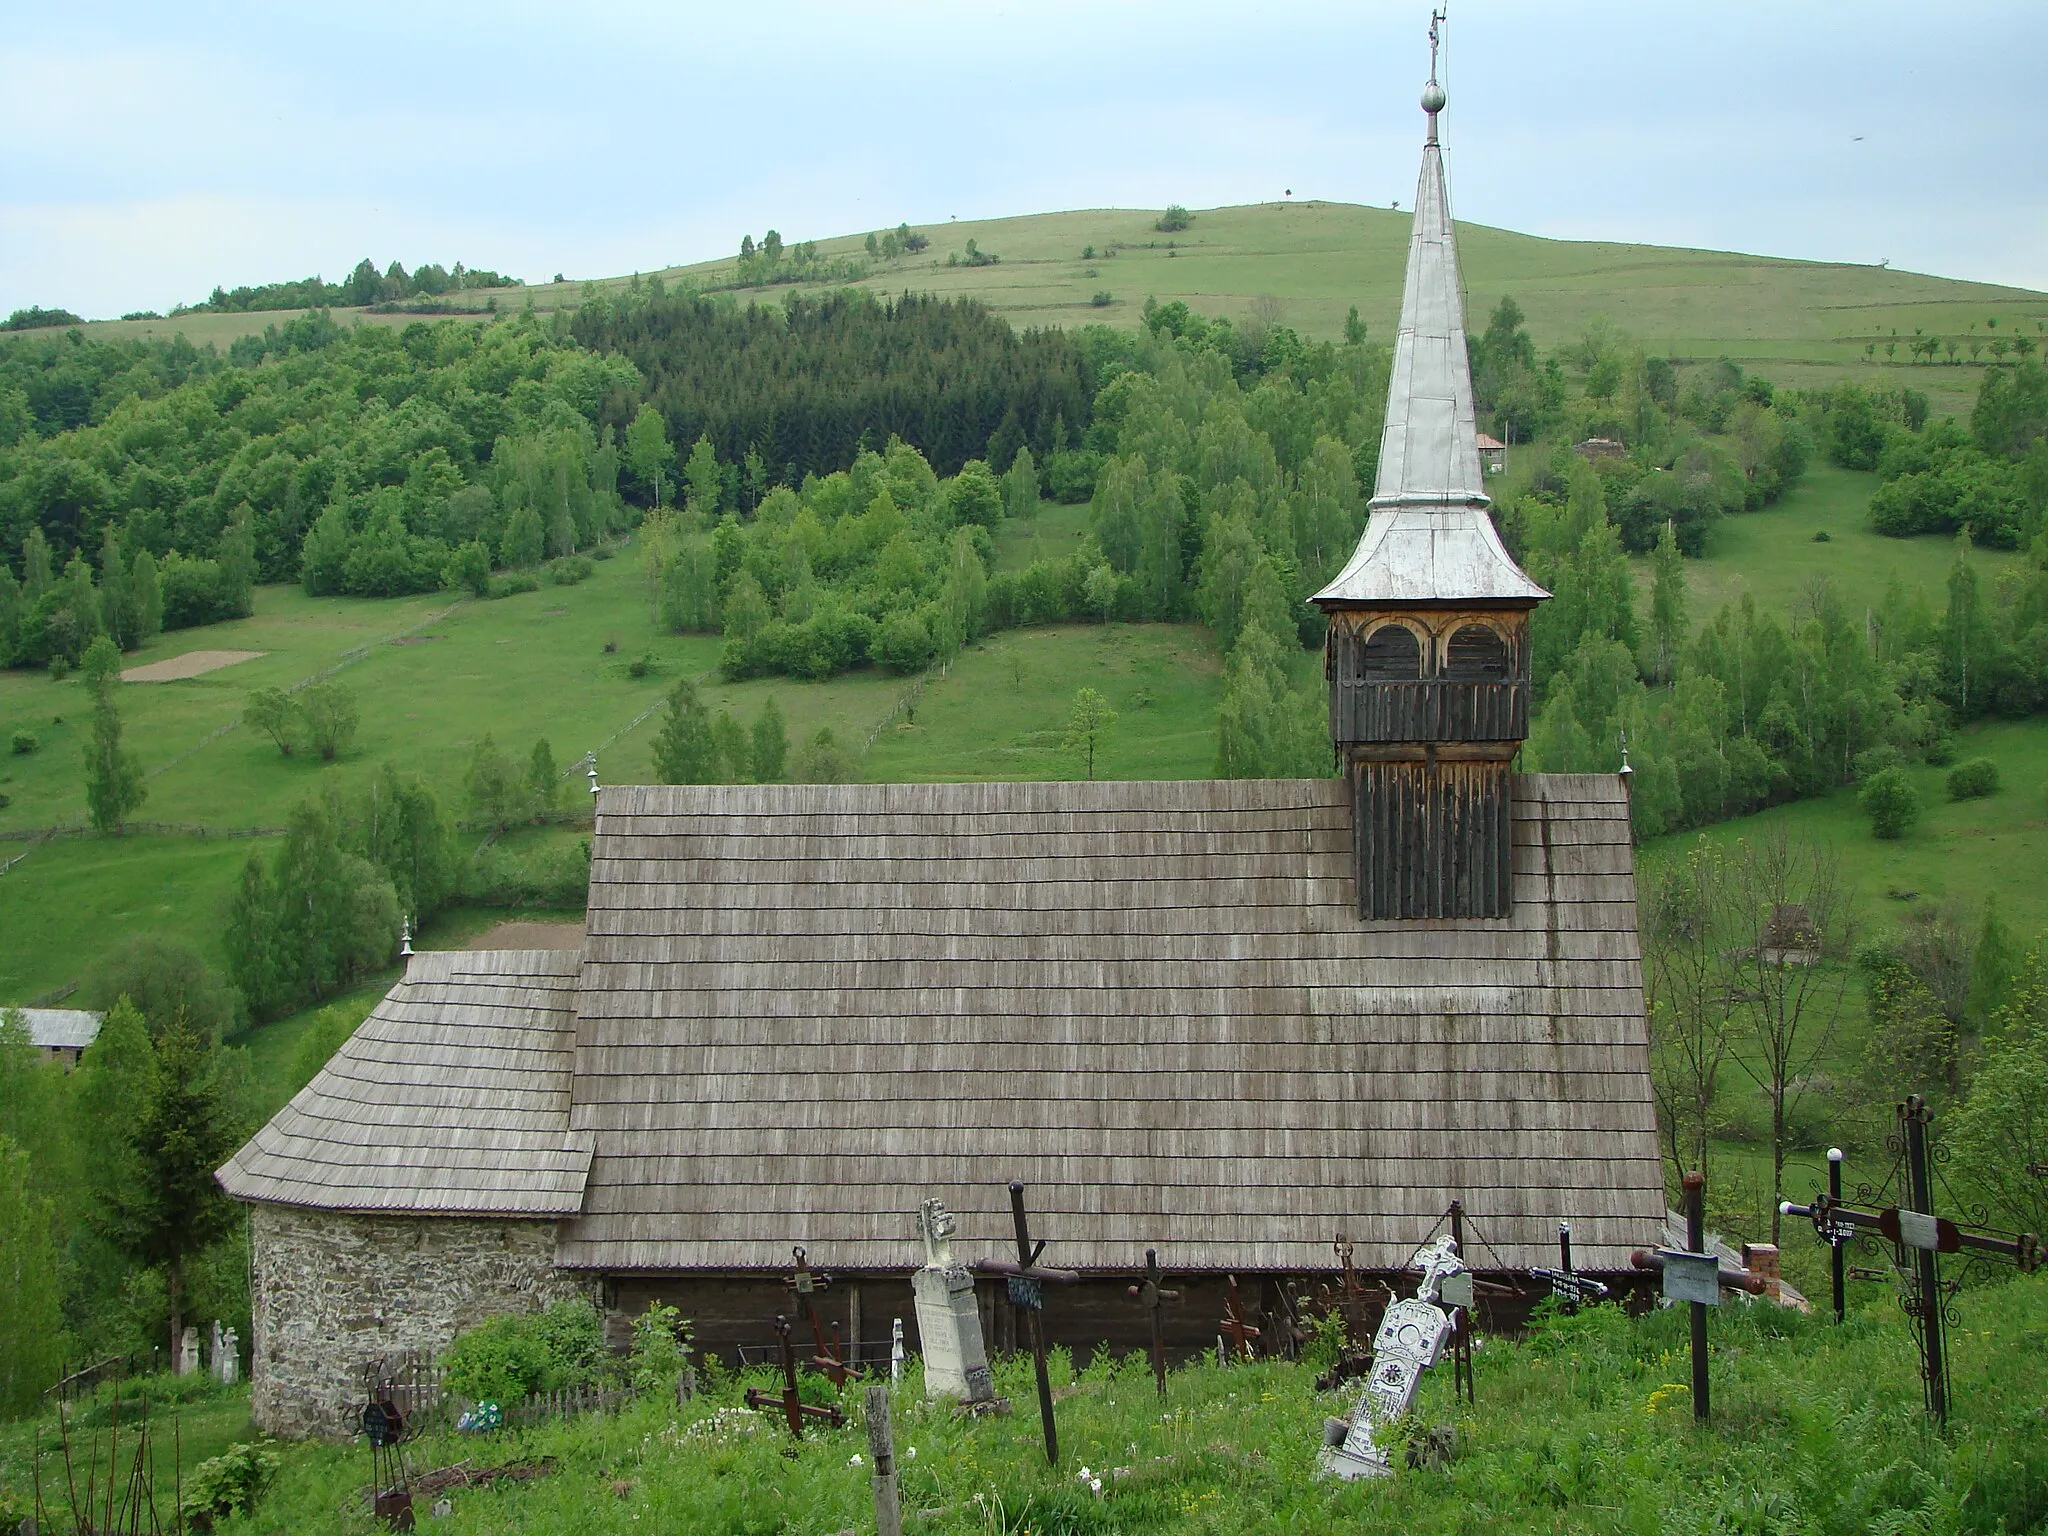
[219,69,1668,1439]
[16,1008,104,1069]
[1476,431,1506,473]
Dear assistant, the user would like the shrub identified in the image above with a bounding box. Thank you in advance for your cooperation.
[546,554,595,586]
[441,1298,607,1404]
[1091,291,1113,308]
[180,1442,280,1531]
[1947,757,2000,799]
[444,539,492,598]
[1852,743,1902,781]
[10,729,35,755]
[1156,204,1192,232]
[626,651,658,679]
[491,572,541,598]
[1860,765,1919,839]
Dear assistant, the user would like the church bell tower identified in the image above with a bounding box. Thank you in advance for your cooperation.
[1312,40,1548,921]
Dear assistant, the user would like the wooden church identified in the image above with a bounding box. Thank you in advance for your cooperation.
[219,64,1667,1438]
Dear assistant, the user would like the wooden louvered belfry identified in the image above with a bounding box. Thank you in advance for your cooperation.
[1312,66,1549,920]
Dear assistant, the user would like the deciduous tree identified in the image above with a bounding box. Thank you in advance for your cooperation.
[1063,687,1118,780]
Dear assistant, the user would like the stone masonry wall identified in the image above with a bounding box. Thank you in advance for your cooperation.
[248,1203,595,1439]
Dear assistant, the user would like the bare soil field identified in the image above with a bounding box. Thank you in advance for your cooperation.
[119,648,266,682]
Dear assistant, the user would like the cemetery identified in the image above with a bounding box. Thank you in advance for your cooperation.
[4,16,2046,1536]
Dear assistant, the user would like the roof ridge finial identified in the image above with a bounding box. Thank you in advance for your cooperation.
[1424,9,1448,143]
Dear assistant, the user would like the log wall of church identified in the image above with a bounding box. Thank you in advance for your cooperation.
[248,1204,596,1439]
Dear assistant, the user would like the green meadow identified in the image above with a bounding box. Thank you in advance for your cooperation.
[43,203,2048,418]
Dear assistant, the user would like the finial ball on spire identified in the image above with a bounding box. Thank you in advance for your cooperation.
[1421,80,1446,115]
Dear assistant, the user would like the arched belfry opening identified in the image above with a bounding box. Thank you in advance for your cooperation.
[1311,60,1549,921]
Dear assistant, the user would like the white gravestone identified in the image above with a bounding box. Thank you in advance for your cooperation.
[1318,1234,1467,1480]
[178,1325,201,1376]
[215,1325,240,1386]
[910,1198,995,1403]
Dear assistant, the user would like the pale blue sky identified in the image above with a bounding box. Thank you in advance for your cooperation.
[5,0,2045,319]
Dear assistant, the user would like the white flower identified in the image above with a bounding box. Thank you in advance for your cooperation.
[849,1453,864,1467]
[905,1446,917,1459]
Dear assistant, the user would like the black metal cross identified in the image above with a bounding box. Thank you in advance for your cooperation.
[1126,1248,1180,1399]
[1312,1235,1377,1391]
[975,1181,1078,1465]
[1218,1275,1262,1362]
[1528,1221,1611,1313]
[1782,1095,2044,1425]
[744,1316,846,1440]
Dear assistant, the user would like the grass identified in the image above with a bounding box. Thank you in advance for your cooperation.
[1632,463,2022,630]
[6,1274,2042,1534]
[1641,715,2048,939]
[31,204,2047,417]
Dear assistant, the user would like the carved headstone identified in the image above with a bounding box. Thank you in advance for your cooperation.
[178,1325,202,1376]
[910,1198,994,1403]
[215,1326,241,1385]
[1318,1235,1466,1480]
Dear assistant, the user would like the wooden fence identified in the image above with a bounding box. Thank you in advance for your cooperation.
[360,1358,634,1434]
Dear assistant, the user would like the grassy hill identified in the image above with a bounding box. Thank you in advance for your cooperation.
[37,203,2048,417]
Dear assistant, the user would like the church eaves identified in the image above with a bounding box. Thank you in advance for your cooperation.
[1313,71,1547,609]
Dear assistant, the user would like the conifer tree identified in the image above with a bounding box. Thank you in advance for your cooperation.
[130,547,163,645]
[0,1134,62,1416]
[82,635,145,832]
[1648,518,1688,684]
[653,678,719,784]
[98,525,133,648]
[751,697,789,783]
[527,738,562,816]
[94,1011,242,1367]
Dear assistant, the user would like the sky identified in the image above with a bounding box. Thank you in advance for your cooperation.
[5,0,2046,320]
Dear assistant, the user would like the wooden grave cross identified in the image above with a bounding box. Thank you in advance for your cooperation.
[974,1181,1078,1465]
[785,1245,859,1387]
[1125,1248,1181,1398]
[1218,1275,1262,1362]
[743,1316,846,1440]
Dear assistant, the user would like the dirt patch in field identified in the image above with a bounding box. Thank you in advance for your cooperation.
[391,634,444,645]
[465,920,584,951]
[120,649,266,682]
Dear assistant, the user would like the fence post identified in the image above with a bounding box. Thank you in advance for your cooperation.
[866,1384,902,1536]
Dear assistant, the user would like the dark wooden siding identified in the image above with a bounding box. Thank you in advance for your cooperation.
[1353,759,1513,919]
[1329,680,1528,743]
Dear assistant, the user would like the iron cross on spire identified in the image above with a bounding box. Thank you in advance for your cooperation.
[1428,8,1445,84]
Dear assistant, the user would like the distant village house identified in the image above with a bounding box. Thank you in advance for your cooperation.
[18,1008,103,1069]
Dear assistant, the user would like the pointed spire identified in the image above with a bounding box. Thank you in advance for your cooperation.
[1313,25,1546,609]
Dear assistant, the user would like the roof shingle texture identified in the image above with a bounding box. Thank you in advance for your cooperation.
[218,949,590,1216]
[557,774,1665,1274]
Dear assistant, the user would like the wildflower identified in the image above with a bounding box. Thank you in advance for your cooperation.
[905,1445,917,1459]
[849,1452,864,1467]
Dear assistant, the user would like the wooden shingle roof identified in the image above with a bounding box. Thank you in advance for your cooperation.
[557,774,1665,1275]
[218,949,591,1217]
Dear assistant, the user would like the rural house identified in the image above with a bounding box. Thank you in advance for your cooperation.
[18,1007,104,1069]
[219,69,1668,1439]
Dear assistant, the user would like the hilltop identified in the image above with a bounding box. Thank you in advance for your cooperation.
[38,203,2048,416]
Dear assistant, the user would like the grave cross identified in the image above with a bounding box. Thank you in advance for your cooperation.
[1781,1095,2044,1424]
[1125,1248,1181,1398]
[1528,1221,1611,1313]
[1218,1275,1263,1362]
[743,1316,846,1440]
[784,1245,858,1387]
[974,1181,1078,1465]
[1632,1171,1766,1424]
[1312,1236,1377,1391]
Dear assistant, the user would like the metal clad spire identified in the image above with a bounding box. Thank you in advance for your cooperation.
[1313,17,1547,608]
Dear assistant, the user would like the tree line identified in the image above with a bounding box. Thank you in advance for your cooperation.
[178,258,521,315]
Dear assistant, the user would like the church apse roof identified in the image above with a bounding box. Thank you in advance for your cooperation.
[553,775,1664,1275]
[218,949,591,1217]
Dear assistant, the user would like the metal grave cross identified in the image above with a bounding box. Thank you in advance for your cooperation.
[974,1181,1078,1465]
[784,1244,859,1387]
[1632,1171,1766,1423]
[1781,1095,2043,1424]
[1126,1248,1181,1398]
[1312,1236,1378,1391]
[744,1315,846,1440]
[1219,1275,1263,1362]
[1528,1221,1611,1313]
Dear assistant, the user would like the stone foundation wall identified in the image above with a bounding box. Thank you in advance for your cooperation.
[248,1203,594,1439]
